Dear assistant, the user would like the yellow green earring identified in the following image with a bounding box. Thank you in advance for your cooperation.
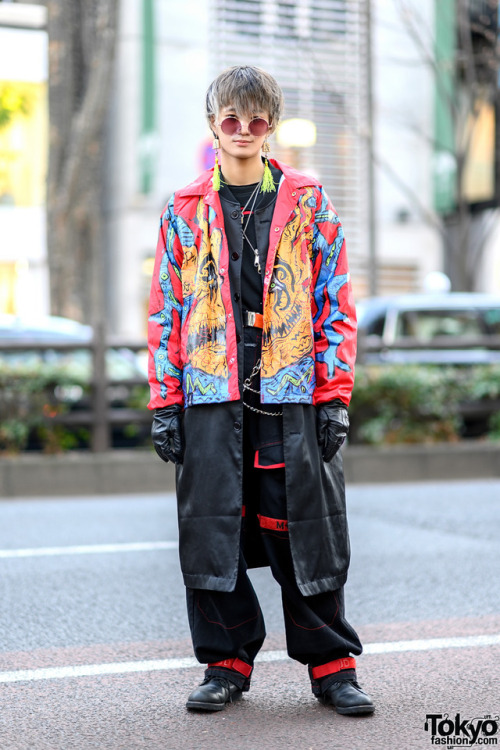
[212,136,221,191]
[261,140,275,193]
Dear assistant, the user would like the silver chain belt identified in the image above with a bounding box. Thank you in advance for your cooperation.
[243,357,283,417]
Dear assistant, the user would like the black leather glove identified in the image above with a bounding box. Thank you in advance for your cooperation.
[316,400,349,462]
[151,405,184,464]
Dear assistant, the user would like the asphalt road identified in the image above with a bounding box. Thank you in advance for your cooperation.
[0,479,499,749]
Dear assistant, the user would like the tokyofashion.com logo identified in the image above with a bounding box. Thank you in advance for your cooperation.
[424,713,499,746]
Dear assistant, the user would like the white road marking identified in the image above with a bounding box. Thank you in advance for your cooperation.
[363,633,500,654]
[0,658,198,684]
[0,541,178,559]
[0,633,498,685]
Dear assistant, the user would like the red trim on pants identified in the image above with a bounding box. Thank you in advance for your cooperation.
[208,658,253,678]
[254,452,286,469]
[311,657,356,680]
[257,513,288,532]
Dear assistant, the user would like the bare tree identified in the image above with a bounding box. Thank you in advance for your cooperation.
[393,0,499,291]
[44,0,119,322]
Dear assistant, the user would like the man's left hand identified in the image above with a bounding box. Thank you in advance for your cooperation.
[316,401,349,462]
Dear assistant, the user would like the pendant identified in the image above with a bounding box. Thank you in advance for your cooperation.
[254,250,261,274]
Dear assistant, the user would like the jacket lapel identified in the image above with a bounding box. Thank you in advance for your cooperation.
[262,161,315,303]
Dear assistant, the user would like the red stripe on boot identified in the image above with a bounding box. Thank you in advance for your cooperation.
[208,658,253,678]
[311,657,356,680]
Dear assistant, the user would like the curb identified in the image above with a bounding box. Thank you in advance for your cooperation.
[343,441,500,484]
[0,450,176,498]
[1,442,499,497]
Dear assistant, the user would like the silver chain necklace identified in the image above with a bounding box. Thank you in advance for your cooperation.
[240,179,263,274]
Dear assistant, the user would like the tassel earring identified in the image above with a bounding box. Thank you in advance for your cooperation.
[212,136,221,191]
[261,139,275,193]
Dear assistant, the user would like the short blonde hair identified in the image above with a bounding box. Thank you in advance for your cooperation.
[205,65,284,132]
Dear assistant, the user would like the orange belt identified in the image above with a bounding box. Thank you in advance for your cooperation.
[244,311,264,329]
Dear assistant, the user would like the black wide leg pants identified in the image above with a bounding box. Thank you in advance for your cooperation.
[186,328,362,685]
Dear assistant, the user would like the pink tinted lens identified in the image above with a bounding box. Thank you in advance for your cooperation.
[220,117,269,137]
[220,117,241,135]
[248,118,269,136]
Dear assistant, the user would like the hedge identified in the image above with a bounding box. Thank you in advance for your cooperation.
[1,362,500,452]
[349,364,500,445]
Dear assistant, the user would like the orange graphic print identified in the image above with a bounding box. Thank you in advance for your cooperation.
[185,222,228,379]
[262,189,315,380]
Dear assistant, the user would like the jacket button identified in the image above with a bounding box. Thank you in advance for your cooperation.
[231,209,240,219]
[234,421,242,431]
[234,292,240,301]
[232,251,239,260]
[236,333,241,343]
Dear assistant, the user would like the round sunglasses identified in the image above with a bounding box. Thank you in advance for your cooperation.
[220,116,270,137]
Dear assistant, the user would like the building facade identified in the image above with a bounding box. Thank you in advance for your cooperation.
[209,0,371,296]
[0,2,48,317]
[106,0,372,335]
[106,0,467,338]
[4,0,498,335]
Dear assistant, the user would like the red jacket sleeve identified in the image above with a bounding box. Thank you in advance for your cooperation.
[147,196,184,409]
[311,187,357,406]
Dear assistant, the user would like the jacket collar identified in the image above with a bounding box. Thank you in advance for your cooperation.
[175,158,317,199]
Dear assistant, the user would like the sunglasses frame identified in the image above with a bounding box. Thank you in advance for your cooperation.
[219,116,270,138]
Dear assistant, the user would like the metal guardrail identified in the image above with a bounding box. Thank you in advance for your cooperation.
[358,334,500,352]
[0,337,148,352]
[0,337,149,452]
[3,334,500,451]
[356,334,500,366]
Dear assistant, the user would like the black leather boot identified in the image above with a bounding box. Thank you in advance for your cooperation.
[186,676,243,712]
[319,679,375,716]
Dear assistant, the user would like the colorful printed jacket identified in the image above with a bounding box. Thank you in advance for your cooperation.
[147,159,357,409]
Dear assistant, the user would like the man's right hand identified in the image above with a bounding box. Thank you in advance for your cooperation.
[151,405,184,464]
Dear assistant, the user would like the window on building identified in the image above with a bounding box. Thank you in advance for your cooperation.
[277,2,297,39]
[221,0,262,37]
[0,80,47,207]
[211,0,368,280]
[310,0,347,39]
[0,262,17,314]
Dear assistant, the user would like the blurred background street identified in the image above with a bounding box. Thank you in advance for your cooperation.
[0,479,499,749]
[1,0,500,453]
[1,0,500,748]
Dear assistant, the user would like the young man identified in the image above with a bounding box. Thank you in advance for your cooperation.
[148,65,374,716]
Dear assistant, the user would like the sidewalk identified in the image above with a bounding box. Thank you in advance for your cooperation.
[1,617,499,750]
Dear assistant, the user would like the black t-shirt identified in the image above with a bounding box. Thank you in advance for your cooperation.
[227,181,263,313]
[220,166,281,314]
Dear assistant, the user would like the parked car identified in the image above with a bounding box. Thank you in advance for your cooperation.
[0,314,92,340]
[356,293,500,365]
[0,314,146,396]
[0,315,149,448]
